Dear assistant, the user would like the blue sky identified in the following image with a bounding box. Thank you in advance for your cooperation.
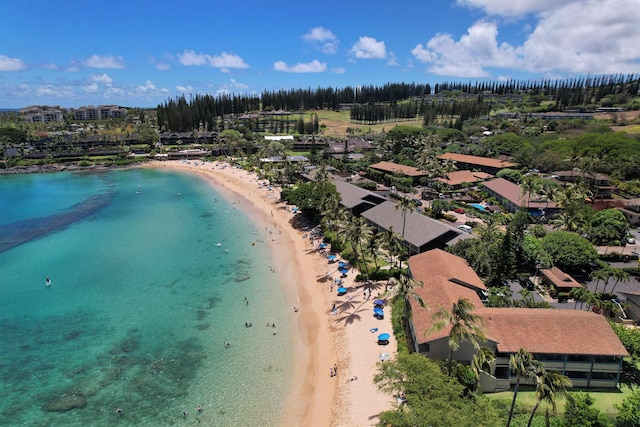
[1,0,639,109]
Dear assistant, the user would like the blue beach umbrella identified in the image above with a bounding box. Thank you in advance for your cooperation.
[373,307,384,317]
[373,299,385,306]
[377,333,391,341]
[338,261,348,268]
[337,287,347,294]
[339,268,348,274]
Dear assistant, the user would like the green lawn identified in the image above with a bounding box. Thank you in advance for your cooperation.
[486,385,635,417]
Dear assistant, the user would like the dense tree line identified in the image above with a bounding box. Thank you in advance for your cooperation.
[156,75,639,132]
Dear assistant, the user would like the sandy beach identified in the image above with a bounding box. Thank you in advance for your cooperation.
[146,160,395,426]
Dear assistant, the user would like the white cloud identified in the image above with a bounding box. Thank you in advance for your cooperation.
[519,0,640,74]
[155,62,170,71]
[274,60,327,73]
[177,50,249,72]
[349,36,387,59]
[387,52,398,66]
[441,0,640,76]
[302,27,339,54]
[137,80,158,92]
[412,21,516,77]
[0,54,27,71]
[89,73,113,85]
[84,54,126,69]
[82,83,99,93]
[228,78,248,89]
[331,67,346,74]
[456,0,580,17]
[176,85,194,93]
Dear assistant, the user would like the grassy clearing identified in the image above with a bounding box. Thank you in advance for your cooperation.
[485,385,634,417]
[304,109,424,137]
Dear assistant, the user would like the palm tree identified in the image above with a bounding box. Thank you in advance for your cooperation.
[429,297,486,374]
[570,287,590,309]
[506,348,545,427]
[342,215,373,280]
[609,268,630,295]
[526,371,572,427]
[381,226,402,269]
[520,176,542,209]
[394,196,417,260]
[471,347,495,392]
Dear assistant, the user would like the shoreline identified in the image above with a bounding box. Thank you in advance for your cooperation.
[144,160,395,426]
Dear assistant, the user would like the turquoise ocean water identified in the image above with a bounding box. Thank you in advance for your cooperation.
[0,168,293,426]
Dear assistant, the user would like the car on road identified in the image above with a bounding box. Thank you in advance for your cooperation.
[454,208,465,214]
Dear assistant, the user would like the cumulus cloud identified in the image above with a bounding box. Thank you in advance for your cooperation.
[302,27,339,54]
[349,36,386,59]
[432,0,640,76]
[177,50,248,72]
[274,59,327,73]
[331,67,346,74]
[84,54,126,69]
[519,0,640,74]
[411,21,516,77]
[89,73,113,85]
[0,54,27,71]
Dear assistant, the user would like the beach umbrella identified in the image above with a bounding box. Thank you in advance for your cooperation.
[373,307,384,317]
[318,243,326,249]
[337,287,347,294]
[327,255,337,261]
[339,268,348,274]
[338,261,348,268]
[373,299,385,306]
[377,333,390,341]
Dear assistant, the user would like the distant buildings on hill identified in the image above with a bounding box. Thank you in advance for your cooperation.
[19,105,128,123]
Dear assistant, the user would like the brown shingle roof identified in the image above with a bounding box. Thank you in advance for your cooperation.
[482,178,558,209]
[408,249,487,342]
[436,170,492,186]
[478,308,628,356]
[409,275,485,342]
[541,266,582,289]
[409,249,487,291]
[407,250,627,357]
[438,153,515,169]
[369,161,427,177]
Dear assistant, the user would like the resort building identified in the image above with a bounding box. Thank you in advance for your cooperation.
[406,249,628,392]
[368,161,428,183]
[539,266,583,301]
[332,180,471,250]
[71,105,128,121]
[482,177,559,218]
[435,170,493,190]
[19,105,67,123]
[437,153,516,175]
[552,170,613,200]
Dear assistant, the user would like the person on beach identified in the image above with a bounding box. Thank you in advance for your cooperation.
[197,405,203,412]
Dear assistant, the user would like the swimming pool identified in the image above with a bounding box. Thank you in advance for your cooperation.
[468,203,487,212]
